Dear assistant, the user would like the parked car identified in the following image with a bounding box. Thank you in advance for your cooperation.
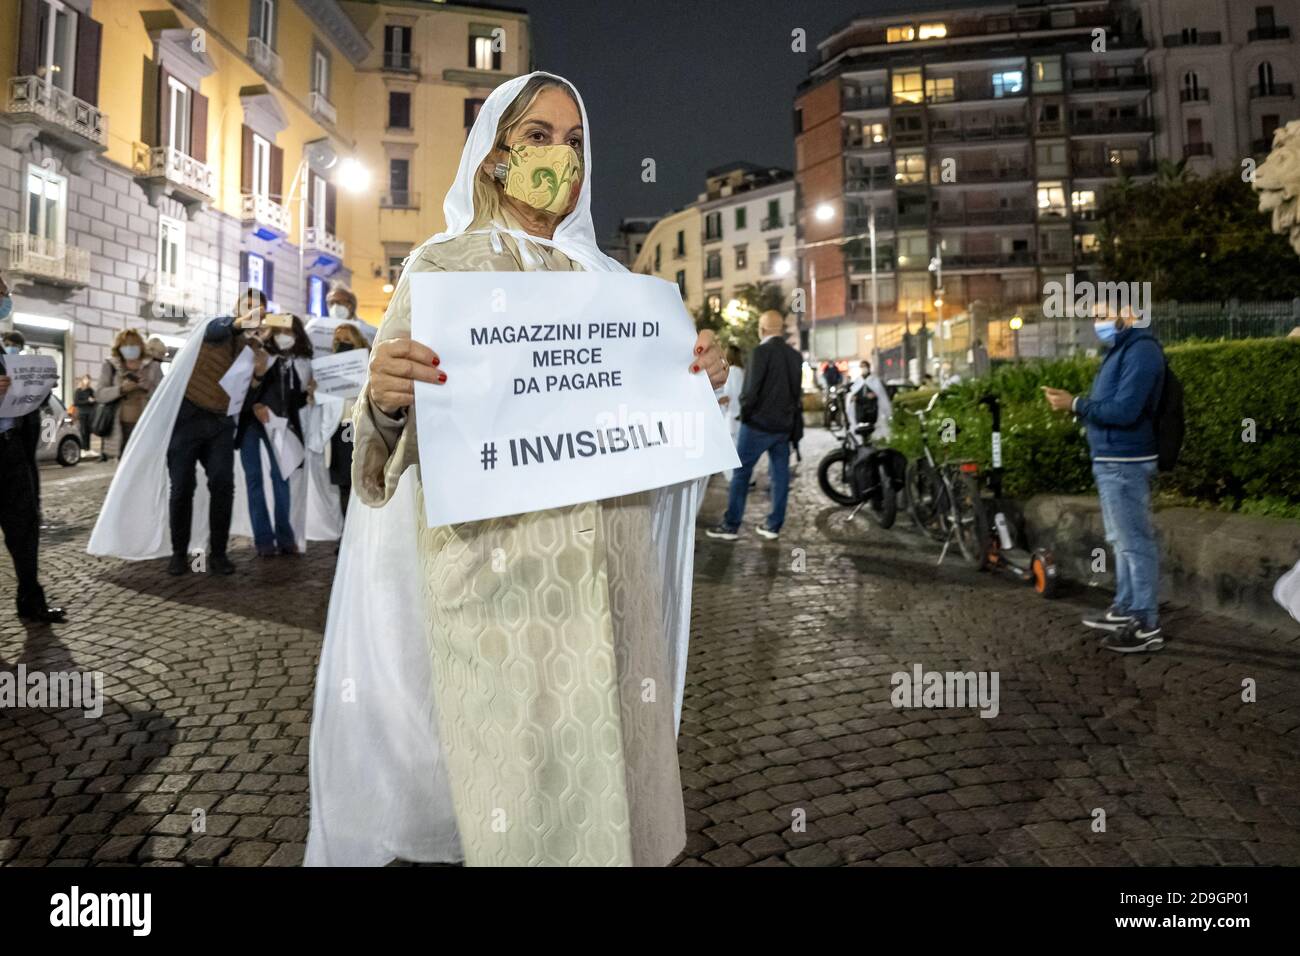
[37,395,82,467]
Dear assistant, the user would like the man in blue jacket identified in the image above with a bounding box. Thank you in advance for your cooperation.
[1043,312,1165,653]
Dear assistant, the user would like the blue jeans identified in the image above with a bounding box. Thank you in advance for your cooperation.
[724,423,790,532]
[1093,459,1159,628]
[239,424,294,551]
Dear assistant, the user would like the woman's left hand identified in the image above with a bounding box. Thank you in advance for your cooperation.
[690,329,728,390]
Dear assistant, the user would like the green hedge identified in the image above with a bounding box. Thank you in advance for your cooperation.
[884,338,1300,513]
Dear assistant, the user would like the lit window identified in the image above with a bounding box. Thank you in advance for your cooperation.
[866,122,887,144]
[892,69,924,104]
[25,165,67,244]
[894,150,926,184]
[247,252,265,291]
[1036,181,1066,217]
[918,23,947,40]
[925,77,955,102]
[992,70,1024,97]
[158,215,186,291]
[1071,190,1097,213]
[1032,57,1063,92]
[887,25,916,43]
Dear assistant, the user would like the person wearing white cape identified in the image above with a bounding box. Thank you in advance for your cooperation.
[305,72,730,867]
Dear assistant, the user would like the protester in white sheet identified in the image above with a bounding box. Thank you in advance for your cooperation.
[303,284,376,355]
[718,343,745,479]
[846,359,893,441]
[305,71,730,868]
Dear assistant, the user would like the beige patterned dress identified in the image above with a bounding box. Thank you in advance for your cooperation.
[352,216,685,866]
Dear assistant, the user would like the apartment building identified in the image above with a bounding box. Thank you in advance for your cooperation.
[697,162,797,316]
[1142,0,1299,170]
[339,0,531,320]
[603,215,655,269]
[0,0,370,398]
[795,0,1155,366]
[631,205,703,312]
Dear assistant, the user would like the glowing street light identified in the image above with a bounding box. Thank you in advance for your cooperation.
[814,202,835,222]
[772,257,792,277]
[1009,314,1023,330]
[337,157,371,193]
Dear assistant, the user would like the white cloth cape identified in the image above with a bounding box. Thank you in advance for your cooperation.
[305,71,704,867]
[87,322,339,560]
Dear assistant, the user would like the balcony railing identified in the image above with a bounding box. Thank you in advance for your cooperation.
[1183,142,1214,157]
[304,226,345,261]
[131,143,215,201]
[844,212,895,232]
[1072,158,1157,177]
[382,50,421,73]
[1179,88,1210,102]
[926,83,1027,104]
[844,175,894,192]
[308,91,337,125]
[933,165,1031,184]
[6,232,90,287]
[942,250,1035,268]
[1070,116,1155,135]
[933,208,1035,226]
[1162,31,1222,47]
[845,134,890,149]
[845,256,895,273]
[5,75,106,149]
[1067,73,1151,92]
[240,192,290,236]
[1248,26,1291,42]
[842,91,890,111]
[247,35,282,83]
[761,215,788,230]
[381,191,420,209]
[930,120,1028,142]
[1250,83,1295,99]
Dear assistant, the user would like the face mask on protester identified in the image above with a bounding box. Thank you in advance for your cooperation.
[3,344,18,355]
[0,295,12,321]
[328,304,351,322]
[333,341,354,353]
[119,345,141,360]
[495,143,581,214]
[1094,319,1118,346]
[274,333,296,352]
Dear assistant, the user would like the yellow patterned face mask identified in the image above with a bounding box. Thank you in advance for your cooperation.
[497,143,582,215]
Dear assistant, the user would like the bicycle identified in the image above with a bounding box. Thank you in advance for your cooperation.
[816,412,901,529]
[903,391,986,567]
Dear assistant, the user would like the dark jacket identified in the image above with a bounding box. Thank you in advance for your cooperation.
[740,336,802,435]
[236,351,309,445]
[1074,325,1164,461]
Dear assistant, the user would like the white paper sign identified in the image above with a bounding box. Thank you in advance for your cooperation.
[311,349,368,400]
[411,272,739,527]
[219,347,257,418]
[0,354,58,417]
[303,316,377,354]
[264,410,305,476]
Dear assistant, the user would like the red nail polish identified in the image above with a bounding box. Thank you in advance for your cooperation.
[438,372,447,383]
[695,345,704,354]
[691,365,700,373]
[432,356,440,366]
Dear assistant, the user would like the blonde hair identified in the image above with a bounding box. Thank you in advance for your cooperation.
[469,76,580,232]
[112,328,144,360]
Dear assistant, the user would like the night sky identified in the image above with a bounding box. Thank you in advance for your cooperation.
[469,0,1001,241]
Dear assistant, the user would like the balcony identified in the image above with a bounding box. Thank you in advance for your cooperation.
[131,143,215,204]
[933,165,1030,184]
[241,192,290,239]
[942,250,1035,269]
[6,233,90,287]
[930,120,1028,143]
[247,35,282,83]
[308,91,337,126]
[1067,73,1151,93]
[926,83,1027,105]
[1250,83,1295,99]
[932,208,1035,227]
[846,256,895,273]
[1183,142,1214,158]
[1070,116,1155,135]
[1072,158,1157,178]
[381,191,420,209]
[304,226,345,264]
[761,215,788,230]
[1179,88,1210,103]
[842,91,889,111]
[845,134,890,150]
[1248,26,1291,42]
[844,212,895,232]
[382,50,421,74]
[844,174,893,193]
[1162,31,1222,47]
[5,75,106,151]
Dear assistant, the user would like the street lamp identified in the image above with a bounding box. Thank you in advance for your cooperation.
[814,202,835,222]
[284,140,369,314]
[1010,313,1023,360]
[772,257,792,277]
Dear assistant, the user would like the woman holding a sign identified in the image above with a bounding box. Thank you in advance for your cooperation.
[307,72,730,868]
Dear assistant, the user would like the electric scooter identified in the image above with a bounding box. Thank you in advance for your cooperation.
[977,395,1059,597]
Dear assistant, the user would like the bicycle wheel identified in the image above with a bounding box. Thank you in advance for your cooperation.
[817,448,859,507]
[868,463,897,529]
[906,458,945,540]
[947,471,990,569]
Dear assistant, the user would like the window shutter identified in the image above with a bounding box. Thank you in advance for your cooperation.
[74,14,103,106]
[158,67,173,151]
[492,47,502,71]
[264,261,275,299]
[326,182,337,235]
[239,251,249,284]
[248,0,260,41]
[306,170,317,227]
[269,144,284,202]
[240,125,254,194]
[271,0,280,49]
[466,35,475,68]
[17,0,40,77]
[190,91,208,162]
[141,60,160,147]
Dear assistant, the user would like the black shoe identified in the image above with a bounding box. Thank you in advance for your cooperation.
[168,553,189,576]
[704,524,739,541]
[255,544,277,558]
[278,543,300,556]
[208,553,236,575]
[18,604,66,624]
[1082,607,1136,633]
[1103,622,1165,654]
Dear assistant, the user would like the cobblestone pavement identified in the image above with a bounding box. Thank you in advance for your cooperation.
[2,432,1298,867]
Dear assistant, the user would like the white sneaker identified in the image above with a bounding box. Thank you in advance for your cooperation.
[755,525,779,540]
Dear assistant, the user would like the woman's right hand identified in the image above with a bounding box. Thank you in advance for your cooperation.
[368,332,445,417]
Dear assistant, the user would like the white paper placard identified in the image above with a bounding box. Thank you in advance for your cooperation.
[311,349,368,400]
[219,347,256,418]
[0,354,58,417]
[411,272,739,527]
